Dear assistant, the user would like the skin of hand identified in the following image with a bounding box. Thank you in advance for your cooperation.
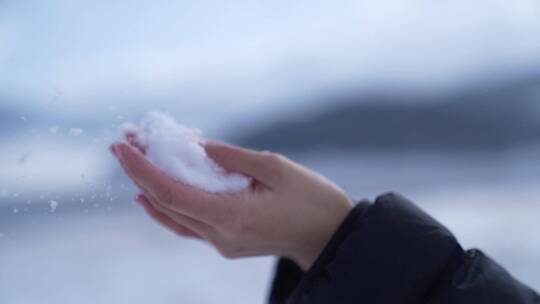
[110,139,353,271]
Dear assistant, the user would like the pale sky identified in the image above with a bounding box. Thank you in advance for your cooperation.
[1,0,539,120]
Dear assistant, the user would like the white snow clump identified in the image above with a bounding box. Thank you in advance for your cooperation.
[121,110,250,193]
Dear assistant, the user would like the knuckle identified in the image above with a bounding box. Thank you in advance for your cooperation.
[259,151,287,183]
[174,228,190,237]
[217,247,236,259]
[215,243,243,259]
[261,151,285,165]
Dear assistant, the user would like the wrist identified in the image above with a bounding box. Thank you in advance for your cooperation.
[291,196,353,270]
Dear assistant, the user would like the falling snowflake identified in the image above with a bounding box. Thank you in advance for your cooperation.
[68,128,83,136]
[49,200,59,212]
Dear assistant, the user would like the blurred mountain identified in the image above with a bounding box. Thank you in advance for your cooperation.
[236,77,540,152]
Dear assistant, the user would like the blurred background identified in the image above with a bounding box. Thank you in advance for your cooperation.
[1,0,539,303]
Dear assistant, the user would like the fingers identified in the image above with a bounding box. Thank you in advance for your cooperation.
[124,130,147,154]
[204,141,284,188]
[138,192,213,237]
[112,142,175,196]
[111,142,223,223]
[136,195,202,238]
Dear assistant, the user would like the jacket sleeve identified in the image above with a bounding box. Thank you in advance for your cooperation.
[268,193,540,304]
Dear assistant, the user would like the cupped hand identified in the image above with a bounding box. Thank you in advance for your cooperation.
[110,139,352,270]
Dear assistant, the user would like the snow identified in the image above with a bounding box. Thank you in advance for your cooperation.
[120,111,250,193]
[68,128,83,136]
[0,210,273,304]
[49,200,59,212]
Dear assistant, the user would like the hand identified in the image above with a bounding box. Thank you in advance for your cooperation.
[110,140,353,270]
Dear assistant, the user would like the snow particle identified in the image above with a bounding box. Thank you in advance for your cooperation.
[68,128,83,136]
[49,126,59,134]
[49,200,59,212]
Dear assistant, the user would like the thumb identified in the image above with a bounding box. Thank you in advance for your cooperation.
[204,141,283,187]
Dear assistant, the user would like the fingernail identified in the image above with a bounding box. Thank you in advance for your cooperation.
[114,144,126,161]
[136,196,149,208]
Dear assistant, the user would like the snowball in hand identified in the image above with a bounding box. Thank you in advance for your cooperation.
[121,111,250,193]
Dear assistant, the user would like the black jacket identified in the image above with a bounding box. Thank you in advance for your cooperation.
[269,193,539,304]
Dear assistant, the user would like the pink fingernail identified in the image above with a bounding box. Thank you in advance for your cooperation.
[114,144,126,160]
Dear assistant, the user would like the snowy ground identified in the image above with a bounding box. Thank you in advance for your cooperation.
[1,150,539,303]
[0,208,273,304]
